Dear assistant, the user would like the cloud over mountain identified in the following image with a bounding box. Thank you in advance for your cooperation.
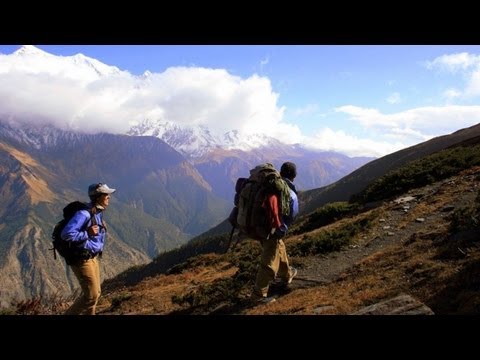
[0,46,301,144]
[3,45,480,158]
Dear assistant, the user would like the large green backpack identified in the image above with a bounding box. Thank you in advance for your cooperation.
[233,163,291,241]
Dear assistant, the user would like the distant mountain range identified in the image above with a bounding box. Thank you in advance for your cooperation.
[0,122,223,304]
[128,119,279,157]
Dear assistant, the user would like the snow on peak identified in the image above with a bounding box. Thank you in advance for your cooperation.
[70,53,122,77]
[128,119,277,157]
[14,45,52,57]
[1,45,125,82]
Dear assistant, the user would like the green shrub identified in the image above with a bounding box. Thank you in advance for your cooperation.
[289,213,375,256]
[352,144,480,204]
[292,202,360,235]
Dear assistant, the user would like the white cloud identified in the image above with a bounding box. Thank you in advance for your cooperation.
[384,127,432,142]
[336,104,480,132]
[386,92,401,104]
[335,106,385,127]
[425,52,480,72]
[426,52,480,100]
[1,47,480,159]
[335,104,480,151]
[464,69,480,97]
[292,104,319,117]
[303,127,406,158]
[0,49,294,139]
[260,56,269,67]
[443,88,462,100]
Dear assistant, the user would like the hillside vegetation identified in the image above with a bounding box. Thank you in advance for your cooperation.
[352,142,480,204]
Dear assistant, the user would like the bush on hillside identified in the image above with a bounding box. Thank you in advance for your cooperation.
[352,144,480,204]
[289,213,375,256]
[292,202,360,235]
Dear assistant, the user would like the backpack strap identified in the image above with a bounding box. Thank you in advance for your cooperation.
[265,193,282,229]
[89,206,108,233]
[90,206,97,226]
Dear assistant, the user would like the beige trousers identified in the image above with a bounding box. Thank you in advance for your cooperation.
[65,257,101,315]
[254,237,293,297]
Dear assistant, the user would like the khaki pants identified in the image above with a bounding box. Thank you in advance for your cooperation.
[254,237,293,297]
[65,257,101,315]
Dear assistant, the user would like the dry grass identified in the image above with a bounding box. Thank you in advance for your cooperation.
[98,261,237,314]
[246,225,480,315]
[0,143,55,204]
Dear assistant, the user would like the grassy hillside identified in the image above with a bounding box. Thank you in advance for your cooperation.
[301,123,480,214]
[352,142,480,204]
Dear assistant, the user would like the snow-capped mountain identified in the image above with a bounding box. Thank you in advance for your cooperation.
[0,45,124,83]
[0,46,368,160]
[1,46,285,155]
[128,119,281,157]
[0,121,83,149]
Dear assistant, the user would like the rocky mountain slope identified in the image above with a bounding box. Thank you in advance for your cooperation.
[191,145,372,201]
[0,123,228,304]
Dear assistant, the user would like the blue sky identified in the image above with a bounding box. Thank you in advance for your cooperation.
[1,45,480,157]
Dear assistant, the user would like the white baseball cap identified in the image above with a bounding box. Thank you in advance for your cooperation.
[88,183,116,198]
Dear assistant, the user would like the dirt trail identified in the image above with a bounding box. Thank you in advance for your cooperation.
[287,172,478,293]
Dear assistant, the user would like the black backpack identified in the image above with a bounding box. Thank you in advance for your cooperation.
[51,201,95,264]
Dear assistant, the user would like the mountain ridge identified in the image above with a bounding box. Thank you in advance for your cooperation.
[301,122,480,214]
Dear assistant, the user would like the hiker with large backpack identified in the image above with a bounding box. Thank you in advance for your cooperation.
[60,183,116,315]
[251,162,299,303]
[228,162,299,303]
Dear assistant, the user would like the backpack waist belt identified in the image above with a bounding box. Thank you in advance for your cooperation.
[81,251,102,260]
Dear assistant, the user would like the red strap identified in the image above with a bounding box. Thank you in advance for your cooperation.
[265,194,282,229]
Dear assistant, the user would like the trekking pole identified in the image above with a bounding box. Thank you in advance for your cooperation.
[224,226,235,254]
[230,233,241,252]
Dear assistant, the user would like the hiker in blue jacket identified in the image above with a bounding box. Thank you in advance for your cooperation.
[253,162,299,303]
[62,183,116,315]
[280,161,299,227]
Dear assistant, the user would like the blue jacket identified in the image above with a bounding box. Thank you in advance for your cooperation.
[60,204,106,255]
[284,187,299,226]
[275,178,299,237]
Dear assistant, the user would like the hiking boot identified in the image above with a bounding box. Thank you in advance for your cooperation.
[252,296,277,304]
[259,296,276,304]
[275,267,298,288]
[250,293,277,304]
[287,267,298,284]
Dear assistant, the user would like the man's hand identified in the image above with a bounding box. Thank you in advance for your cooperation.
[271,224,288,240]
[87,225,99,237]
